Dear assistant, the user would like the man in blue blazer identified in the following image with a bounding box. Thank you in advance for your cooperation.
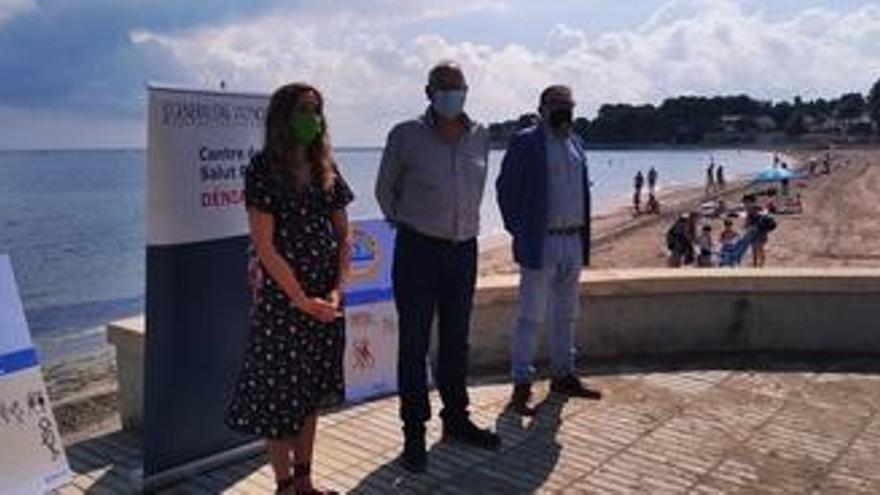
[496,85,602,416]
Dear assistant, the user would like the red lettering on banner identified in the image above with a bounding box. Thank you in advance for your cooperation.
[201,187,245,208]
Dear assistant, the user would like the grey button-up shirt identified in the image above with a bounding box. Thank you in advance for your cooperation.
[375,109,490,241]
[544,126,586,229]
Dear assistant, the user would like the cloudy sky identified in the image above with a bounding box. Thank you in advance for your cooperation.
[1,0,879,149]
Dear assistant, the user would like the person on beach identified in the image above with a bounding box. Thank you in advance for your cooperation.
[744,194,772,267]
[686,212,699,261]
[721,217,738,242]
[719,218,739,260]
[706,160,716,195]
[225,83,354,495]
[497,84,601,417]
[666,214,690,267]
[716,165,726,190]
[696,224,714,267]
[666,213,697,267]
[375,61,499,473]
[648,166,658,195]
[646,193,660,214]
[633,171,645,214]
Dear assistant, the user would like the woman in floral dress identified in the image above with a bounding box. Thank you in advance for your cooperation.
[226,82,353,495]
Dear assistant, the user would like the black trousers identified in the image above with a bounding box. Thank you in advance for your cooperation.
[393,226,476,432]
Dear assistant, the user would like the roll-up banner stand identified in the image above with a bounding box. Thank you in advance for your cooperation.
[144,85,399,487]
[144,85,268,483]
[0,255,72,494]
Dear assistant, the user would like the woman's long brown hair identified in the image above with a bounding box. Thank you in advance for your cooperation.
[262,83,335,191]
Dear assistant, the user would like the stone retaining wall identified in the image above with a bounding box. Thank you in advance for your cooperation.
[108,268,880,430]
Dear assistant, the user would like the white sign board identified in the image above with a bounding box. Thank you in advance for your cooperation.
[147,85,266,246]
[0,255,71,494]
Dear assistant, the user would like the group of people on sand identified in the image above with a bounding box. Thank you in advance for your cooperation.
[634,157,728,216]
[223,61,603,494]
[633,167,659,214]
[666,193,776,269]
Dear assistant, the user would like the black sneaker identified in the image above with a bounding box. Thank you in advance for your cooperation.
[442,419,501,450]
[400,431,427,473]
[550,374,602,400]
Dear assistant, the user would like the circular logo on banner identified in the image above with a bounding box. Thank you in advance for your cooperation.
[350,227,380,283]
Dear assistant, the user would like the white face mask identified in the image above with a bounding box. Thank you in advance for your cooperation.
[431,89,467,118]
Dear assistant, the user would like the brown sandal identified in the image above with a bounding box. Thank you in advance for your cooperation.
[293,463,338,495]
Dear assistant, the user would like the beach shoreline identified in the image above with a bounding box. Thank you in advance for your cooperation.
[49,146,880,441]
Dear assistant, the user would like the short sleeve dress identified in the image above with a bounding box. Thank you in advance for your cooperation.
[225,152,354,439]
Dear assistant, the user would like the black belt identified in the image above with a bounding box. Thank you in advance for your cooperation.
[548,226,585,236]
[398,224,475,247]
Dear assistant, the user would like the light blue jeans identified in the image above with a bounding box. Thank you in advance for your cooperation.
[511,234,582,384]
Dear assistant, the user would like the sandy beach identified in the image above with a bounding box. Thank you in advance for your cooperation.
[45,348,120,443]
[480,147,880,273]
[50,146,880,440]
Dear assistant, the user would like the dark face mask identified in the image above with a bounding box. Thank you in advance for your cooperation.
[548,108,573,130]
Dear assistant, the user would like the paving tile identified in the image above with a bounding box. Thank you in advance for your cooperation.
[56,366,880,494]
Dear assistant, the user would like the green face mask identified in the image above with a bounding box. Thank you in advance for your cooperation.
[289,111,322,145]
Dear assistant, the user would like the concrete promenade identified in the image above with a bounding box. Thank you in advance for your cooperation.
[61,354,880,494]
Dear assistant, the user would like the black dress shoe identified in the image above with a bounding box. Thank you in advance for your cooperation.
[400,431,427,473]
[509,383,538,416]
[442,419,501,450]
[550,375,602,400]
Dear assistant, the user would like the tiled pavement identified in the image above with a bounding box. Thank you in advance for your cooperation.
[62,357,880,493]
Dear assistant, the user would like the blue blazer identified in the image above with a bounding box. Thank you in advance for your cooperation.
[495,126,591,270]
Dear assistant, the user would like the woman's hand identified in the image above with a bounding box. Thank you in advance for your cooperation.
[291,293,338,323]
[328,289,342,310]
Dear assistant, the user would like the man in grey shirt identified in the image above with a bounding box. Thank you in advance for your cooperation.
[375,61,500,473]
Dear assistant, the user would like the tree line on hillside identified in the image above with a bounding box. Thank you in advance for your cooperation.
[488,77,880,147]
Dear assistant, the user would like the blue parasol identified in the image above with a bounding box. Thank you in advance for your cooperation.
[753,168,798,183]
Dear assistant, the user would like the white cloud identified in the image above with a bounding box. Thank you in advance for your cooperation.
[130,1,507,144]
[0,0,34,26]
[130,0,880,144]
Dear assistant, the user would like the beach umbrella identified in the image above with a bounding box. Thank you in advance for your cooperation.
[753,168,798,183]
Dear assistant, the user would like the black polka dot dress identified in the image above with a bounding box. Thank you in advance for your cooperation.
[225,152,354,439]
